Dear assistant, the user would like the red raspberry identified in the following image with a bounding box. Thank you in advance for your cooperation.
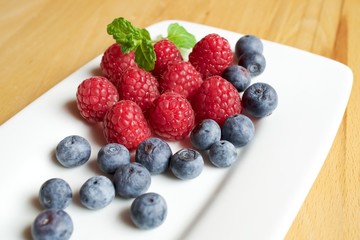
[148,92,195,141]
[118,67,160,115]
[100,43,138,85]
[191,75,241,126]
[103,100,151,150]
[160,61,203,99]
[189,34,233,79]
[152,39,183,78]
[76,76,119,123]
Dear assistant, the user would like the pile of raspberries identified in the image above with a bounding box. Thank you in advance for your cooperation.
[76,34,241,150]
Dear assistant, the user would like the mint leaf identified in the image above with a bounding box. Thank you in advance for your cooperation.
[106,18,196,71]
[140,28,151,40]
[107,17,155,70]
[167,23,196,49]
[107,18,143,54]
[135,40,156,71]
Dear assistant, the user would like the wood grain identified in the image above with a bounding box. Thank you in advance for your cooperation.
[0,0,359,238]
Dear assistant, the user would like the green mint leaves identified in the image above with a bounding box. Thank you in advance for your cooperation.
[167,23,196,49]
[107,18,155,71]
[107,18,196,71]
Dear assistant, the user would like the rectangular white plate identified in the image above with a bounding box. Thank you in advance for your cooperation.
[0,20,352,240]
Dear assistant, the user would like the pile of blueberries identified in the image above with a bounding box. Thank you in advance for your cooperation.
[30,34,278,240]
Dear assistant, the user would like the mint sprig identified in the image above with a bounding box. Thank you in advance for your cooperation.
[107,18,196,71]
[166,23,196,49]
[107,17,155,71]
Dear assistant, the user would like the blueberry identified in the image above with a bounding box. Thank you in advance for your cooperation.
[79,175,115,210]
[55,135,91,168]
[222,65,251,92]
[31,209,73,240]
[130,192,167,229]
[97,143,130,174]
[170,148,204,180]
[113,162,151,198]
[39,178,72,210]
[209,140,238,168]
[221,114,255,147]
[190,119,221,150]
[238,51,266,77]
[135,138,172,175]
[235,34,263,58]
[242,82,278,118]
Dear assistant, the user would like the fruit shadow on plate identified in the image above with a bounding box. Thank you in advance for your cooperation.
[177,143,253,239]
[64,99,107,146]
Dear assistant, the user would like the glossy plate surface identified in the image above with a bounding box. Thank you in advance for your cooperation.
[0,20,352,240]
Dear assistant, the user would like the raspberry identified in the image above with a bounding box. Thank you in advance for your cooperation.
[189,33,233,79]
[152,39,183,78]
[118,67,160,115]
[76,76,119,123]
[100,43,138,85]
[160,61,203,99]
[148,92,195,141]
[191,75,241,126]
[103,100,151,150]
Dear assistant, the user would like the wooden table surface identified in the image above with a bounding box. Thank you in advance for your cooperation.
[1,0,359,239]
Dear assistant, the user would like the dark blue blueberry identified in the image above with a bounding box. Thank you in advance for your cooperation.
[242,82,278,118]
[238,51,266,77]
[209,140,238,168]
[222,65,251,92]
[113,162,151,198]
[190,119,221,150]
[235,34,263,58]
[135,138,172,175]
[221,114,255,147]
[31,209,73,240]
[170,148,204,180]
[130,192,167,229]
[39,178,72,210]
[79,176,115,210]
[97,143,130,174]
[55,135,91,168]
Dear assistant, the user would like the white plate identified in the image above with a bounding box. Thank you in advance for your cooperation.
[0,20,352,240]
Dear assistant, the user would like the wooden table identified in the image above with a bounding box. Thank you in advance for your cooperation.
[1,0,359,238]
